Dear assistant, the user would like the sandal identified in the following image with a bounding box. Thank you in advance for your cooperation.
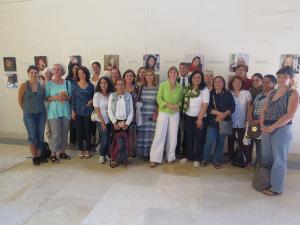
[50,156,59,164]
[214,163,222,169]
[85,152,91,159]
[78,152,84,159]
[149,161,156,168]
[59,152,71,160]
[200,161,208,167]
[262,188,282,196]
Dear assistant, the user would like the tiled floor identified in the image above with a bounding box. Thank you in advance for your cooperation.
[0,142,300,225]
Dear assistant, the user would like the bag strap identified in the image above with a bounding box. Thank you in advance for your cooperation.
[65,80,70,96]
[212,94,218,111]
[137,85,143,102]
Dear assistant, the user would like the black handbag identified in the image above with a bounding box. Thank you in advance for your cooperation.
[213,95,232,136]
[253,166,271,191]
[246,122,261,139]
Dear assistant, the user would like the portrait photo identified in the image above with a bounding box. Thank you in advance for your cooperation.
[34,56,47,71]
[229,53,249,72]
[3,57,17,72]
[143,54,160,72]
[6,74,18,89]
[104,55,119,70]
[280,54,300,74]
[185,54,204,72]
[69,55,82,66]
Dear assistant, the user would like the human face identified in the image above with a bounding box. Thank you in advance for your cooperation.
[168,69,178,84]
[28,69,39,82]
[124,72,135,85]
[44,70,53,81]
[110,57,115,66]
[192,73,201,88]
[138,68,146,81]
[192,58,200,67]
[53,65,63,77]
[277,73,290,87]
[100,79,108,93]
[204,71,214,85]
[213,78,224,91]
[72,65,79,77]
[179,65,188,77]
[232,78,242,91]
[115,80,125,94]
[145,71,154,86]
[111,69,120,82]
[78,69,87,82]
[147,57,155,68]
[92,64,101,75]
[262,77,275,93]
[283,56,293,67]
[252,76,263,89]
[236,66,246,77]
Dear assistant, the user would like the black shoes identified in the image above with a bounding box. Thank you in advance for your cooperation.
[32,156,48,166]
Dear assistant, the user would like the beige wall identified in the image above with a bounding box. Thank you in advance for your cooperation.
[0,0,299,152]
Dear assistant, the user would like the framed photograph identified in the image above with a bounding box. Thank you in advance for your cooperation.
[3,57,17,72]
[6,74,18,88]
[280,54,300,74]
[185,54,204,72]
[69,55,82,66]
[143,54,160,72]
[104,55,119,70]
[34,56,47,71]
[229,53,249,72]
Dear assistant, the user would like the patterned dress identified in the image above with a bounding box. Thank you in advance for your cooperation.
[137,86,158,157]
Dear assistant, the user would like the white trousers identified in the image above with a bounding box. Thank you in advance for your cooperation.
[150,112,179,163]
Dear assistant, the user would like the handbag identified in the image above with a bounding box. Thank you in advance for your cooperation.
[252,166,271,191]
[246,122,261,139]
[91,111,97,122]
[213,94,232,136]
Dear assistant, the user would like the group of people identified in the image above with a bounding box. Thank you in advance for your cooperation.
[18,60,299,196]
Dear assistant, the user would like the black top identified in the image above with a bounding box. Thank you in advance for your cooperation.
[207,90,236,127]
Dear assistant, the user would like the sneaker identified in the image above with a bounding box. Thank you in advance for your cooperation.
[32,157,40,166]
[193,161,200,167]
[180,158,188,163]
[99,156,105,164]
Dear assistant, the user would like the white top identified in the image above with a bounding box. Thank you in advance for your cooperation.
[185,87,210,117]
[179,76,190,88]
[231,90,252,128]
[108,94,134,125]
[93,92,110,124]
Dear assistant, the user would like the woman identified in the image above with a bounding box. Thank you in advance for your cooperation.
[93,77,114,163]
[189,56,202,72]
[149,66,183,167]
[250,73,263,100]
[136,67,146,87]
[111,68,121,86]
[45,64,72,163]
[201,76,235,169]
[90,61,101,87]
[260,67,298,196]
[18,65,47,166]
[66,63,80,146]
[136,69,158,160]
[123,69,138,157]
[204,70,214,91]
[227,76,252,167]
[249,75,277,166]
[145,55,157,70]
[180,71,209,167]
[71,66,94,159]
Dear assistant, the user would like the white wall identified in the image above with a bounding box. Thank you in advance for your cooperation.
[0,0,300,151]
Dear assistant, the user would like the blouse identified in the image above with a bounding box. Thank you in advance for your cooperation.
[93,92,110,124]
[231,90,252,128]
[185,87,210,117]
[71,82,94,117]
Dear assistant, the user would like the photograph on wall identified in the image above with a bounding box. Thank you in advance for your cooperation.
[104,55,119,70]
[6,74,18,88]
[34,56,47,71]
[3,57,17,72]
[185,54,204,72]
[280,54,300,74]
[69,55,82,66]
[229,53,249,72]
[143,54,160,72]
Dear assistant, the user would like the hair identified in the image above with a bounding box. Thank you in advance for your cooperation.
[276,66,294,78]
[92,61,101,69]
[143,69,158,86]
[189,71,206,90]
[252,73,263,81]
[115,78,125,86]
[192,56,201,64]
[179,62,188,68]
[212,75,227,92]
[264,74,277,84]
[167,66,179,78]
[95,76,114,94]
[235,64,248,73]
[111,68,121,77]
[281,55,293,68]
[145,55,157,69]
[66,63,79,80]
[228,75,244,91]
[42,67,52,76]
[53,64,65,75]
[39,75,45,81]
[122,69,136,85]
[27,65,39,73]
[76,66,91,82]
[136,67,146,83]
[107,55,117,68]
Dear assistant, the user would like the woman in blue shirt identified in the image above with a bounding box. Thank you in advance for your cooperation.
[71,66,94,159]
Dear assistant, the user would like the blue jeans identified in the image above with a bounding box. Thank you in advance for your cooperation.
[23,112,46,150]
[261,124,292,193]
[203,125,226,164]
[96,122,112,156]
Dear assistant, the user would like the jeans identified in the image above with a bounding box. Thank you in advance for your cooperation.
[23,112,46,151]
[261,124,292,193]
[96,122,112,156]
[75,115,92,151]
[203,125,226,164]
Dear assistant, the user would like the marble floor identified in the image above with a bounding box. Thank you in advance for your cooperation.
[0,142,300,225]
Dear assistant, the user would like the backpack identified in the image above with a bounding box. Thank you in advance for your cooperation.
[109,131,129,168]
[41,142,51,159]
[231,137,246,168]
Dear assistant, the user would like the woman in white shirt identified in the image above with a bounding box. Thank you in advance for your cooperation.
[228,76,252,167]
[93,77,114,164]
[180,71,210,167]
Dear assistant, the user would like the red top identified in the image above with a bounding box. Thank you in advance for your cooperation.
[242,78,252,90]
